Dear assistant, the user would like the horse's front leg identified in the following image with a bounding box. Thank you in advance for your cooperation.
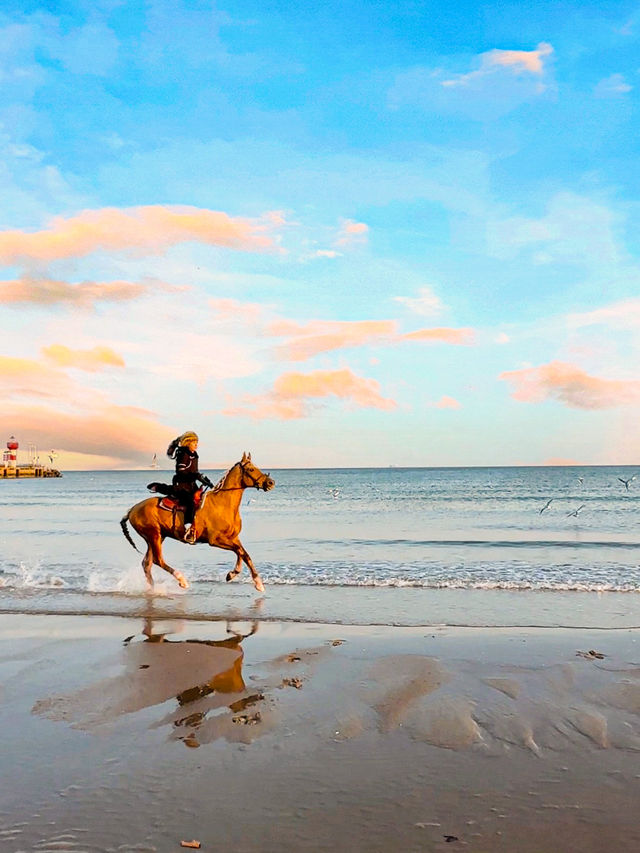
[226,551,243,584]
[232,540,265,593]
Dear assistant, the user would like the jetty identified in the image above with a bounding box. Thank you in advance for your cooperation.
[1,464,62,479]
[2,436,62,479]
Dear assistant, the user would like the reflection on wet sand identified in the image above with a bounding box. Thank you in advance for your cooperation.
[32,618,278,747]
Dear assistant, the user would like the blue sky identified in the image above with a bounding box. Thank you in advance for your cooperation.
[1,0,639,468]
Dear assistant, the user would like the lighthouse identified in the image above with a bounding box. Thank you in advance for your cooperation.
[6,436,18,468]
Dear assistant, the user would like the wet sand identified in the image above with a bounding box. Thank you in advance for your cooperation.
[1,614,639,852]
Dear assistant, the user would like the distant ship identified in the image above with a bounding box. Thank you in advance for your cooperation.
[150,453,160,470]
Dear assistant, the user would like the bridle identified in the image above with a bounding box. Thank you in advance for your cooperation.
[238,459,270,490]
[205,460,270,494]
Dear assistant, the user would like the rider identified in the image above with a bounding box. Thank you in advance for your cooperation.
[149,431,213,544]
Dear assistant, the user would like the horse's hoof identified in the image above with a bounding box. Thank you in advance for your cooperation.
[226,571,236,583]
[254,577,265,594]
[174,571,189,590]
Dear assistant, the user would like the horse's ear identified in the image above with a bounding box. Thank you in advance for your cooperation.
[241,451,247,463]
[247,452,252,461]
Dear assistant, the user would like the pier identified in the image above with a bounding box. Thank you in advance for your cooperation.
[1,465,62,479]
[1,436,62,479]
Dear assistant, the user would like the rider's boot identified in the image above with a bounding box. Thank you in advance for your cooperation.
[184,523,197,544]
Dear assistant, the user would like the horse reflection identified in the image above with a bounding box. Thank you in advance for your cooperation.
[33,620,270,746]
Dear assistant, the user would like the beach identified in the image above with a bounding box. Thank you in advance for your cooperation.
[2,612,639,852]
[2,467,640,850]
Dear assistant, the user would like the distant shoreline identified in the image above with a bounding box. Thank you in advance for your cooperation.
[33,463,640,473]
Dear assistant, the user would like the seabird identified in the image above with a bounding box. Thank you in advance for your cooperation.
[618,475,636,491]
[566,504,585,518]
[539,499,553,514]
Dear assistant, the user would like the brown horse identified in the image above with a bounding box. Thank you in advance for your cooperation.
[120,453,275,592]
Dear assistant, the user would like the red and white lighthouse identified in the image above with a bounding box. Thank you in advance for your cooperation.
[6,436,18,468]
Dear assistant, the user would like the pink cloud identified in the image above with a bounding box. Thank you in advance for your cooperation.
[0,402,174,467]
[0,277,147,307]
[487,43,553,74]
[0,205,280,265]
[500,360,640,409]
[432,395,462,409]
[399,327,475,345]
[42,344,125,371]
[443,42,553,87]
[0,355,72,399]
[271,320,397,361]
[224,368,397,419]
[543,457,582,466]
[334,219,369,247]
[209,297,270,323]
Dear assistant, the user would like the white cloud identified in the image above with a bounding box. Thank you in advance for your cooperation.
[594,73,632,98]
[393,286,444,318]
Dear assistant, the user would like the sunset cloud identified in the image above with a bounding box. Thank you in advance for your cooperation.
[399,327,475,345]
[224,368,397,419]
[500,361,640,409]
[0,355,72,399]
[209,297,270,323]
[266,317,474,361]
[0,277,147,307]
[431,395,462,409]
[271,320,397,361]
[487,43,553,74]
[334,219,369,247]
[0,205,280,265]
[42,344,125,371]
[443,42,553,87]
[0,402,174,468]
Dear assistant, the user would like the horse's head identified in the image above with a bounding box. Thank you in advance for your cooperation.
[239,452,275,492]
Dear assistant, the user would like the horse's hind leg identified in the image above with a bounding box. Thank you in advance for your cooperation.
[150,534,190,590]
[141,542,154,588]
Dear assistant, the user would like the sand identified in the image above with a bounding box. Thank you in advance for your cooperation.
[1,613,639,852]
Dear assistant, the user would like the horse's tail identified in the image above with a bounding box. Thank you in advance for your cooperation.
[120,511,141,553]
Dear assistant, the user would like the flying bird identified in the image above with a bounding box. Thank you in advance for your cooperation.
[618,475,636,491]
[539,499,553,514]
[577,476,584,485]
[567,504,585,518]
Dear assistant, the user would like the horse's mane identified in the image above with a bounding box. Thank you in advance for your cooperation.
[207,460,240,494]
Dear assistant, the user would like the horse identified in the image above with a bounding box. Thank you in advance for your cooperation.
[120,452,275,592]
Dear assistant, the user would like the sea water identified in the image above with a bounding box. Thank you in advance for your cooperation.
[1,467,639,628]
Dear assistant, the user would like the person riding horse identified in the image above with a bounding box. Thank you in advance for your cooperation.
[148,431,213,544]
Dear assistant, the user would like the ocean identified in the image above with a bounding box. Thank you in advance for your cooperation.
[1,466,639,629]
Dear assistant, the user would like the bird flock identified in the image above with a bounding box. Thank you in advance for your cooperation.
[539,474,636,519]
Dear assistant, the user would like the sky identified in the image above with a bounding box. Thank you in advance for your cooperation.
[1,0,639,470]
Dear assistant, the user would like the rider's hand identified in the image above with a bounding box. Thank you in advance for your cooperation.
[147,483,158,492]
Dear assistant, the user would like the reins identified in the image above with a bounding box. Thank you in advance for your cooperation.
[203,461,266,498]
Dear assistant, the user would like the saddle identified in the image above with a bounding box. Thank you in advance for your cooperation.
[157,489,203,512]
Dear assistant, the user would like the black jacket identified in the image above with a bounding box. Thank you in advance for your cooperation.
[172,448,212,489]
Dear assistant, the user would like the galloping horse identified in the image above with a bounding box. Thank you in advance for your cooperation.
[120,453,275,592]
